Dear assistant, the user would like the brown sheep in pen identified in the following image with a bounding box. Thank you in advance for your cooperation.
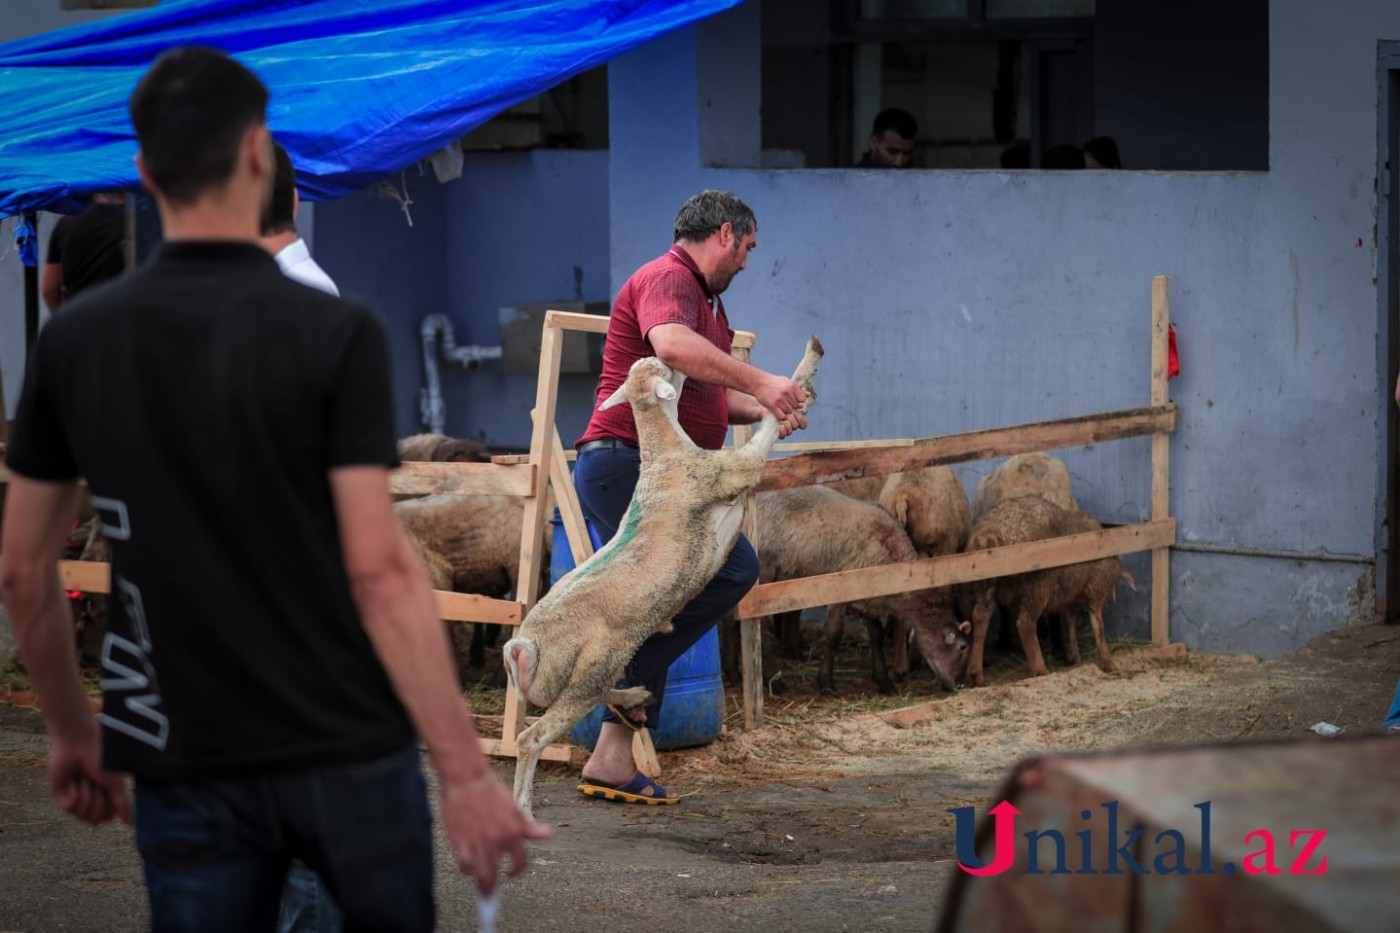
[963,495,1127,687]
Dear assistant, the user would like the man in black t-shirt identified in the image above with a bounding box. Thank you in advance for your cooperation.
[0,47,545,930]
[41,192,128,312]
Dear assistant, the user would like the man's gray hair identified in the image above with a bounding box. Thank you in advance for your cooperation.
[673,190,756,243]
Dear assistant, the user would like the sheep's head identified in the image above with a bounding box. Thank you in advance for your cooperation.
[600,356,686,413]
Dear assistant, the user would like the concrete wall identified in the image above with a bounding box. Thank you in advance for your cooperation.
[311,150,611,447]
[601,0,1394,656]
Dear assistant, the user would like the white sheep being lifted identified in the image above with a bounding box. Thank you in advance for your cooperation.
[504,337,824,819]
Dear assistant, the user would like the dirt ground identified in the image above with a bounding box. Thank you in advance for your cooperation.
[2,621,1398,932]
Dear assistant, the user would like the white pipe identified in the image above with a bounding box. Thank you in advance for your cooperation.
[419,313,502,434]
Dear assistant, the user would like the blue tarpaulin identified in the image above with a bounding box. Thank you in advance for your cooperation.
[0,0,743,217]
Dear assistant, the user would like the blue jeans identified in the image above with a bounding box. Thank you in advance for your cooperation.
[1383,675,1400,730]
[279,860,342,932]
[133,744,433,933]
[572,445,759,731]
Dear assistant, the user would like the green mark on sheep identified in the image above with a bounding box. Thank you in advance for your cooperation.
[562,496,643,586]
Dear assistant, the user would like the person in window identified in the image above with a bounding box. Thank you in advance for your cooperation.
[1082,136,1123,169]
[857,108,918,168]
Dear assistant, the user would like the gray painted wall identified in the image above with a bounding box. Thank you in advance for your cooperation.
[602,0,1392,656]
[311,150,611,448]
[4,0,1395,660]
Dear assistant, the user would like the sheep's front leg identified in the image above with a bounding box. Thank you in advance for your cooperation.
[818,604,845,696]
[864,616,897,695]
[1014,598,1052,678]
[1088,606,1117,674]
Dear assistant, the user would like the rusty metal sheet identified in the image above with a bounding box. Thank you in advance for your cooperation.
[937,735,1400,932]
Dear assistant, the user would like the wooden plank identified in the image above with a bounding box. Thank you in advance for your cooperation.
[390,461,535,498]
[544,309,610,334]
[436,592,523,626]
[478,736,571,763]
[771,438,916,453]
[878,701,942,728]
[731,343,765,731]
[736,519,1177,619]
[549,423,595,565]
[60,560,110,594]
[501,321,568,757]
[732,330,756,351]
[754,404,1178,492]
[633,729,662,779]
[1151,275,1172,646]
[60,560,525,627]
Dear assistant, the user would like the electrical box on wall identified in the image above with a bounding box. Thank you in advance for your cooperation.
[499,301,609,375]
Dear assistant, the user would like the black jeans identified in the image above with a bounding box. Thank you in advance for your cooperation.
[572,446,759,730]
[133,744,432,933]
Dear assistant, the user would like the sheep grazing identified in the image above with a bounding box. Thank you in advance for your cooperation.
[971,451,1077,521]
[766,467,969,674]
[396,432,490,463]
[754,485,969,697]
[503,337,823,819]
[962,495,1125,686]
[874,466,972,675]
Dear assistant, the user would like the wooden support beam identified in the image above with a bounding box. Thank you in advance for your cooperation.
[548,423,594,565]
[1151,276,1172,646]
[390,461,535,498]
[730,343,765,731]
[754,404,1177,492]
[478,736,571,763]
[737,519,1176,619]
[435,592,522,626]
[501,315,569,756]
[60,559,524,626]
[771,438,916,454]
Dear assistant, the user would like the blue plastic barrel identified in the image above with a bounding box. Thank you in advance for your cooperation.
[548,515,725,751]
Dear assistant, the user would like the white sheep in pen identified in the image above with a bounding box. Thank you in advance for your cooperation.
[503,337,823,819]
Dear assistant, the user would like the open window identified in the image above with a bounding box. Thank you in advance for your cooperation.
[761,0,1268,171]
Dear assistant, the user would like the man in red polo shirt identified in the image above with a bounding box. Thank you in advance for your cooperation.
[571,190,807,804]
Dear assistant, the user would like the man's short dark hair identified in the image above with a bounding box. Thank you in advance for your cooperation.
[871,108,918,141]
[263,141,297,235]
[129,46,269,206]
[673,190,756,243]
[1082,136,1122,169]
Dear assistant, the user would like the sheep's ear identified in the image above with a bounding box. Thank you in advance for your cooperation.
[651,376,677,401]
[958,620,972,635]
[599,384,628,410]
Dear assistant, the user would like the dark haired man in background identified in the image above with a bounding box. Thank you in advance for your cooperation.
[1,45,544,930]
[858,108,918,168]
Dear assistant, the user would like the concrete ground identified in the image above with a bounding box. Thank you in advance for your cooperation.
[0,710,965,933]
[3,620,1398,932]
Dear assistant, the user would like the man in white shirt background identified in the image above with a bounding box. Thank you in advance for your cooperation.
[260,141,339,296]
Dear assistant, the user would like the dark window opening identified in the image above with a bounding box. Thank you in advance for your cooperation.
[762,0,1268,171]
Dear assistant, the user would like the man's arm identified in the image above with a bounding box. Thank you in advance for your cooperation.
[329,465,548,892]
[649,322,807,426]
[41,263,63,312]
[0,475,131,825]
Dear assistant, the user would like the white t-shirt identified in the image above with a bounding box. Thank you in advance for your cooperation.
[274,238,339,296]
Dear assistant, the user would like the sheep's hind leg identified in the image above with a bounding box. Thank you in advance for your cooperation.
[513,699,596,821]
[602,686,654,709]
